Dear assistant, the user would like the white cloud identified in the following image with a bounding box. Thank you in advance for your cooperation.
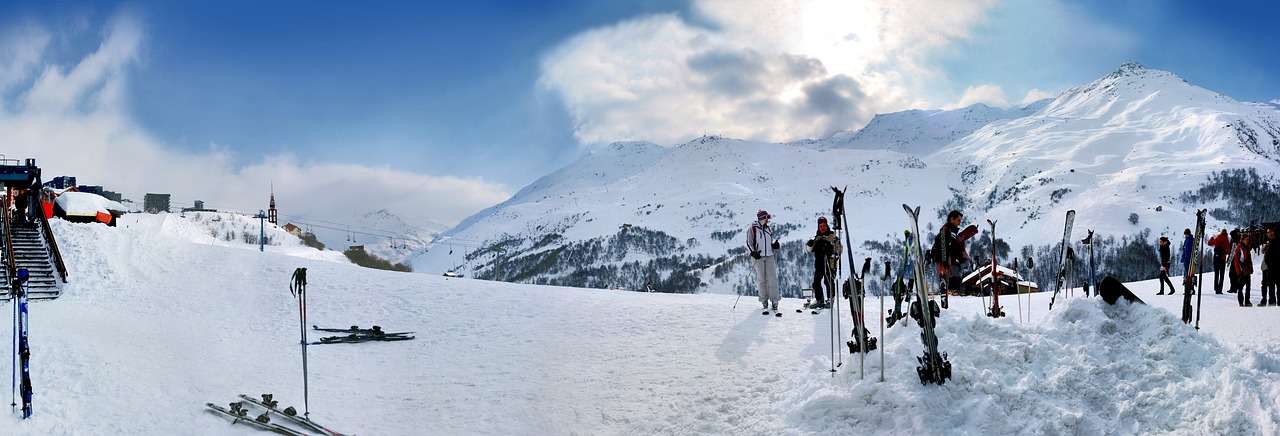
[954,84,1010,109]
[1021,89,1056,105]
[540,0,999,145]
[0,12,507,227]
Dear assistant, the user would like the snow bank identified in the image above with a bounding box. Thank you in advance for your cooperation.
[777,297,1280,435]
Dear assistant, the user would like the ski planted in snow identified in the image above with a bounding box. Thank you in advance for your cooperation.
[887,231,914,328]
[1187,209,1207,325]
[206,402,308,436]
[844,258,877,355]
[904,204,951,385]
[239,394,348,436]
[12,268,33,419]
[1082,230,1097,298]
[986,220,1005,318]
[1048,210,1077,311]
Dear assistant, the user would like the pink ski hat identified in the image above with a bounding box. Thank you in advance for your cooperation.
[757,210,771,221]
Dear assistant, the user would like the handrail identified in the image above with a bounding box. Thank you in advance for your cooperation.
[34,197,67,283]
[3,192,15,280]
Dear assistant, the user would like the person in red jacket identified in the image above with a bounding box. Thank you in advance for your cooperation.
[1234,233,1254,306]
[1208,229,1231,294]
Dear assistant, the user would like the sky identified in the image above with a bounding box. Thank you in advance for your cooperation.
[0,0,1276,231]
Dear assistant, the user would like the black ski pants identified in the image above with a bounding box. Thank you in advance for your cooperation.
[1237,274,1252,305]
[1158,269,1175,293]
[812,257,835,302]
[1213,256,1226,293]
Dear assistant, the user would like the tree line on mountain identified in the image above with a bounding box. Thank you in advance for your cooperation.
[458,167,1280,295]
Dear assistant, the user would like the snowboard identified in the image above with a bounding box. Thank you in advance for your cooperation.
[1099,276,1145,305]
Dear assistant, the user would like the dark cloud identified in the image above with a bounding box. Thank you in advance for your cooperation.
[795,74,872,137]
[686,48,766,97]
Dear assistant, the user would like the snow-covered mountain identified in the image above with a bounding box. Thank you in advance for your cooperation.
[296,209,447,265]
[414,63,1280,293]
[790,99,1052,155]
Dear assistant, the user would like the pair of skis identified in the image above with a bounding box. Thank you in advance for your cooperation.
[206,393,347,435]
[1185,209,1207,326]
[832,187,879,381]
[904,205,951,385]
[310,325,415,345]
[11,269,32,419]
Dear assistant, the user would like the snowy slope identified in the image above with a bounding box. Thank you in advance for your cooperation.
[415,63,1280,292]
[3,219,1279,434]
[791,99,1052,155]
[299,209,445,265]
[943,62,1280,243]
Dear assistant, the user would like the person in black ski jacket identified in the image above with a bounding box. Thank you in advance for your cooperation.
[1228,229,1241,294]
[805,216,841,309]
[1262,227,1278,306]
[1235,233,1254,306]
[934,210,968,296]
[1157,236,1176,295]
[1209,229,1230,294]
[746,210,782,311]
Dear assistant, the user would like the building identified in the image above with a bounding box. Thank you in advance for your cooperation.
[101,191,122,202]
[268,187,278,225]
[76,185,104,196]
[143,193,171,214]
[44,175,76,190]
[180,200,217,213]
[960,261,1026,296]
[282,223,303,237]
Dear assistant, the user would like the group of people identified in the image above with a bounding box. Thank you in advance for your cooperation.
[1158,226,1279,306]
[1207,227,1279,306]
[745,208,969,311]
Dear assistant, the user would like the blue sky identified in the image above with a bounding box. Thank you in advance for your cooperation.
[0,0,1276,228]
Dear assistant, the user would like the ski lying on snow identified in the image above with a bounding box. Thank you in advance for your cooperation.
[311,324,414,336]
[239,394,349,436]
[206,402,308,436]
[310,333,416,345]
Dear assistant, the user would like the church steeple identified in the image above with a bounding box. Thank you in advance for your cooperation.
[268,184,278,225]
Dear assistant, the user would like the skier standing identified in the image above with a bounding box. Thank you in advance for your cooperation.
[1262,227,1278,306]
[934,210,968,305]
[805,216,840,309]
[1157,236,1176,295]
[1209,229,1230,294]
[1228,229,1242,294]
[747,210,782,311]
[1180,228,1195,293]
[1234,233,1254,306]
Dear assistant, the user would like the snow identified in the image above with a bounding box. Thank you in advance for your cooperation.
[3,217,1279,434]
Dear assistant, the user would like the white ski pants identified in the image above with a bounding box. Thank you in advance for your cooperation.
[754,256,781,304]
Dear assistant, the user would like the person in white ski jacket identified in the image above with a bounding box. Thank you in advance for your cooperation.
[747,210,782,311]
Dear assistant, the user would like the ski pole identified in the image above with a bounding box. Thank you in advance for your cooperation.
[11,275,16,414]
[832,259,842,371]
[290,268,310,418]
[880,261,890,382]
[829,259,839,370]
